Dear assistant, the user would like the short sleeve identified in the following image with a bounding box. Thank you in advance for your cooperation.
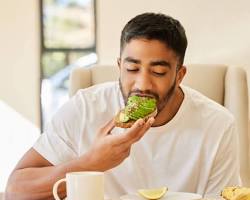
[33,92,84,165]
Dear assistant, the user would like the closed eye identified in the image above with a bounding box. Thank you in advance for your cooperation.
[153,71,166,76]
[127,68,139,72]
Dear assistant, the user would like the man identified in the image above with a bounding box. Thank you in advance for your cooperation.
[6,13,240,200]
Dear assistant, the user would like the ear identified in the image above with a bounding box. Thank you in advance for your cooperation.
[117,58,121,69]
[176,65,186,85]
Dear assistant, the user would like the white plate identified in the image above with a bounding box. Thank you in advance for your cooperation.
[64,197,111,200]
[120,191,202,200]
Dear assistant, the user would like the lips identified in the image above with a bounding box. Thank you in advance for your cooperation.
[131,93,156,98]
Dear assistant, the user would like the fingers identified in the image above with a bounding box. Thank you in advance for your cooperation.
[98,118,116,137]
[128,117,155,144]
[111,117,155,146]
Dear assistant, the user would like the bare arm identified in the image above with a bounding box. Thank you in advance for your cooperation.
[5,117,154,200]
[5,148,93,200]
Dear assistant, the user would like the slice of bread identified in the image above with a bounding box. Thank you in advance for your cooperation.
[115,108,157,128]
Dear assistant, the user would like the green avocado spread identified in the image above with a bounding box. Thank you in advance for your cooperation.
[119,96,156,122]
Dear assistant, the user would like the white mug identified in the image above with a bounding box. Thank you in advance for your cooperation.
[53,171,104,200]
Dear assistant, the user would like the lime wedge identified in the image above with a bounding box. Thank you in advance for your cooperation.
[138,187,168,199]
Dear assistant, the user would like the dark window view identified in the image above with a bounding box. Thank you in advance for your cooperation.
[41,0,96,127]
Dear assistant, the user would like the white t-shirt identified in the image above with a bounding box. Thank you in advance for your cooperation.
[33,81,241,199]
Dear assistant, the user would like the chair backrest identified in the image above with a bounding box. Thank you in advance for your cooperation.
[69,64,227,104]
[69,64,250,186]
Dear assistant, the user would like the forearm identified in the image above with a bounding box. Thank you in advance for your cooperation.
[5,116,145,200]
[5,155,91,200]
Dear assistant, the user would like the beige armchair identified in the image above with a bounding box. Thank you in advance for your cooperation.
[69,64,250,186]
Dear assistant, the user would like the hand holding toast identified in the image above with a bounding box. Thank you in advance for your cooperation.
[82,117,155,171]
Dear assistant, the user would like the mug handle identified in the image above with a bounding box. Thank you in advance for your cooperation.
[53,178,66,200]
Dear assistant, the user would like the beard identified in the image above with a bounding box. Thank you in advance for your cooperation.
[119,76,177,114]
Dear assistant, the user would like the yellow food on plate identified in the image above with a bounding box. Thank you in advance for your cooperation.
[138,187,168,199]
[221,186,250,200]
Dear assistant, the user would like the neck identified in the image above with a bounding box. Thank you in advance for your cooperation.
[152,86,184,127]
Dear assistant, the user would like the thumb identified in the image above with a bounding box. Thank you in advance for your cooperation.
[98,118,115,137]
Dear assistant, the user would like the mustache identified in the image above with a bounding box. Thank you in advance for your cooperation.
[128,89,159,101]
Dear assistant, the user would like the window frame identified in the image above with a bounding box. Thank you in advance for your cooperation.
[39,0,97,129]
[39,0,97,52]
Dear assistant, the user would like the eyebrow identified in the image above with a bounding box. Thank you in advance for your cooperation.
[124,57,141,64]
[150,60,171,69]
[124,57,171,69]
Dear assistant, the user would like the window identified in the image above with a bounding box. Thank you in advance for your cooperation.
[40,0,97,127]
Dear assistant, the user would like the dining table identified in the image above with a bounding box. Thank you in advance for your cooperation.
[0,100,40,193]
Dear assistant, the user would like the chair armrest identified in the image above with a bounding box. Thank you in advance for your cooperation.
[224,66,250,186]
[69,67,92,97]
[244,66,250,120]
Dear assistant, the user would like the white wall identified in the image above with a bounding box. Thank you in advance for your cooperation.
[97,0,250,68]
[1,0,249,126]
[0,0,40,126]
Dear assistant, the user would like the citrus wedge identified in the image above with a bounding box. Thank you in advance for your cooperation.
[138,187,168,199]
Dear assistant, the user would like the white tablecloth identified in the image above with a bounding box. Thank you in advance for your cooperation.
[0,100,40,192]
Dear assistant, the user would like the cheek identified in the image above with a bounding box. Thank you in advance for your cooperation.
[155,82,167,98]
[154,76,175,99]
[120,71,133,94]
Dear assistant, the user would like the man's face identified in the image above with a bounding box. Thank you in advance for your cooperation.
[118,38,186,113]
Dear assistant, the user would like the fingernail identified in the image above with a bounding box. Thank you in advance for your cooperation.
[137,119,145,126]
[148,117,155,125]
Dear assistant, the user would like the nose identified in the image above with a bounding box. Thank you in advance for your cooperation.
[134,71,153,92]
